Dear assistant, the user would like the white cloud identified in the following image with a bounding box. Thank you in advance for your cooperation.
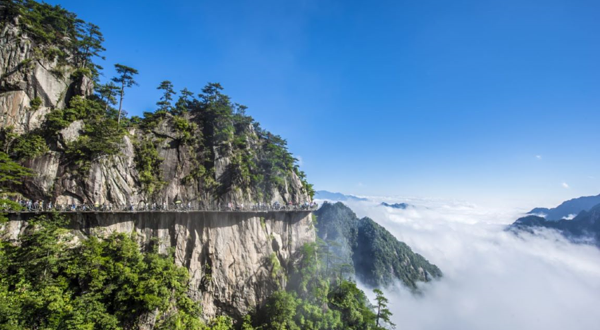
[562,182,570,189]
[335,199,600,330]
[536,155,542,160]
[294,155,303,166]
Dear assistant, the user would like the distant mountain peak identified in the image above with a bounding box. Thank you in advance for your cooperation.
[380,202,412,209]
[527,194,600,221]
[511,196,600,247]
[314,190,368,202]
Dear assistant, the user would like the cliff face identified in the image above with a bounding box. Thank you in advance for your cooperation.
[6,211,316,320]
[1,16,310,208]
[21,119,309,209]
[1,3,315,322]
[0,14,92,134]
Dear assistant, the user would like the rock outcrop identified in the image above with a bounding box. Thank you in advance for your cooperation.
[1,16,77,134]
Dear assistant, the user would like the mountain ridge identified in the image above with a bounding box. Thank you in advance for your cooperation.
[526,194,600,221]
[314,190,368,202]
[314,202,442,289]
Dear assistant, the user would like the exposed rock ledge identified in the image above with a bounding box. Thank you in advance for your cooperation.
[5,211,316,321]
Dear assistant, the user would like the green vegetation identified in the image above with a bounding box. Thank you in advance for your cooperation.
[243,242,393,330]
[0,151,32,221]
[315,202,442,289]
[3,0,105,77]
[0,151,33,188]
[44,96,125,171]
[7,132,48,160]
[373,288,395,329]
[4,0,313,203]
[134,138,165,196]
[1,1,341,329]
[0,215,202,329]
[29,97,42,110]
[112,64,139,124]
[0,215,397,330]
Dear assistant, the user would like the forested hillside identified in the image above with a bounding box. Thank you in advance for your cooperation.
[315,202,442,289]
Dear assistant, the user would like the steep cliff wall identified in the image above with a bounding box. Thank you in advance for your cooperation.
[0,13,92,134]
[1,3,316,321]
[5,211,316,320]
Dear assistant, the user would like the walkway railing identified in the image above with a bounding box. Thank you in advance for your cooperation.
[1,202,319,213]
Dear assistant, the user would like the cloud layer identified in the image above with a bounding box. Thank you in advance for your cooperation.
[340,199,600,330]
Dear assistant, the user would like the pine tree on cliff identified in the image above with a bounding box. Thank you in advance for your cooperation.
[112,64,138,124]
[374,288,395,329]
[74,21,105,75]
[156,80,175,112]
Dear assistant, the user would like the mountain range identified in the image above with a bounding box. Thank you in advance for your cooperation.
[314,190,368,202]
[527,194,600,221]
[380,202,413,209]
[510,194,600,246]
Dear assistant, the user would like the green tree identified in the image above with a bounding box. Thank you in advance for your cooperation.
[173,88,194,115]
[95,82,120,113]
[0,214,202,329]
[156,80,175,112]
[111,64,139,124]
[74,21,105,76]
[0,151,32,188]
[262,291,300,330]
[373,289,395,329]
[329,280,377,330]
[0,151,31,219]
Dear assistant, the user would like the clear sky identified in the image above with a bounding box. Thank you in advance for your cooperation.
[45,0,600,208]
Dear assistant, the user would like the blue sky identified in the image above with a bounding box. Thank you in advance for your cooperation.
[46,0,600,208]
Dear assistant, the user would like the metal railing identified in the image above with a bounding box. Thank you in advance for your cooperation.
[1,201,319,213]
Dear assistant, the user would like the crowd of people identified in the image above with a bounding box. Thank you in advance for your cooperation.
[1,198,318,213]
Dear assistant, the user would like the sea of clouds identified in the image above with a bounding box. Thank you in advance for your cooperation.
[320,197,600,330]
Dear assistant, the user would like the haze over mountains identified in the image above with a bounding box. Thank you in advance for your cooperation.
[527,194,600,220]
[329,193,600,330]
[510,193,600,246]
[314,190,368,202]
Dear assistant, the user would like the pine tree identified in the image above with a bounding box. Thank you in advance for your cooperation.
[75,21,105,76]
[374,288,395,329]
[111,64,139,124]
[156,80,175,112]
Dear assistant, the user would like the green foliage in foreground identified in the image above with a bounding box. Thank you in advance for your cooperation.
[0,215,202,330]
[0,213,395,330]
[246,242,395,330]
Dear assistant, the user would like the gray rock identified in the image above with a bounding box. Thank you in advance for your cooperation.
[6,210,316,321]
[58,119,83,143]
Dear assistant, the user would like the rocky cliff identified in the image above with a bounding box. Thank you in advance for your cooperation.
[5,211,316,320]
[1,1,315,321]
[0,3,312,208]
[0,6,93,134]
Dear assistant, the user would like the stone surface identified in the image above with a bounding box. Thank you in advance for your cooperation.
[1,20,81,133]
[6,211,316,320]
[58,119,83,143]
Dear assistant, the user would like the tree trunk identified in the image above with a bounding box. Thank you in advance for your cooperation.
[117,84,124,124]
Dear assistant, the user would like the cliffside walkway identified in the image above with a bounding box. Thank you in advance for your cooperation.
[2,203,318,214]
